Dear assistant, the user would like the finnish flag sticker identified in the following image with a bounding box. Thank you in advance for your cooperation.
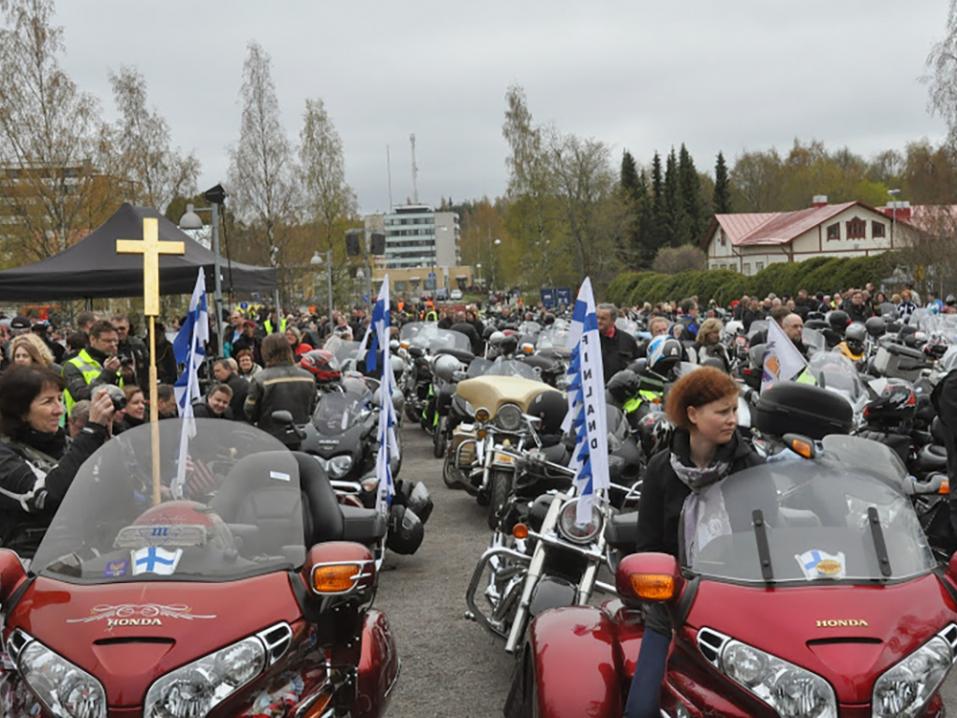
[131,546,183,576]
[795,549,846,580]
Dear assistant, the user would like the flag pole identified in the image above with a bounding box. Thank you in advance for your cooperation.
[148,315,161,505]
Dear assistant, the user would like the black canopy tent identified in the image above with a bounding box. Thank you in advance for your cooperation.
[0,203,276,301]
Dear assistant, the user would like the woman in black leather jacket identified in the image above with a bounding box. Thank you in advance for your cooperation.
[0,365,114,560]
[625,366,761,718]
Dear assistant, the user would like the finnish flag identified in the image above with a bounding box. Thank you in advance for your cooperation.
[131,546,183,576]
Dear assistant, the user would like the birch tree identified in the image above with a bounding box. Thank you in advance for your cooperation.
[0,0,107,263]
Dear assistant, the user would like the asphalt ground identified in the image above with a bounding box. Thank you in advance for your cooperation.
[378,423,957,717]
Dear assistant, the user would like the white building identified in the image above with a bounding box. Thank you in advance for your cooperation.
[703,197,920,275]
[377,204,460,270]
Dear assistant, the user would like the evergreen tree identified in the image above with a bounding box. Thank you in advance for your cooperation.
[663,148,681,246]
[713,151,732,214]
[636,169,655,267]
[650,151,666,256]
[620,150,640,199]
[678,144,703,244]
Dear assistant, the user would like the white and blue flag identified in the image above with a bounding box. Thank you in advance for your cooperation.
[372,277,399,513]
[761,318,807,394]
[171,269,208,498]
[131,546,183,576]
[561,278,610,525]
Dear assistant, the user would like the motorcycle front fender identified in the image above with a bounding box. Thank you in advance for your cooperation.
[355,609,400,718]
[528,575,576,617]
[527,606,622,718]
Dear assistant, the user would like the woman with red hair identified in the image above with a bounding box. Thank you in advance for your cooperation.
[625,367,761,718]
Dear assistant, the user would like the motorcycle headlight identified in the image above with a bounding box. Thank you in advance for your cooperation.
[18,638,106,718]
[328,455,354,478]
[720,639,836,718]
[145,636,265,718]
[872,630,954,718]
[557,498,602,544]
[495,403,523,432]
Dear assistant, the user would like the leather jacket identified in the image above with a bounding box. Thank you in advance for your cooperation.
[244,364,317,442]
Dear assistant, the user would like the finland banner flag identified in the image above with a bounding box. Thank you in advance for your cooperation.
[561,278,610,525]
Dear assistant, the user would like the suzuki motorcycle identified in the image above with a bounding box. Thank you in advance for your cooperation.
[510,433,957,717]
[0,419,399,717]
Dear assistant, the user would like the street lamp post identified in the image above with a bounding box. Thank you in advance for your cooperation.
[179,197,225,344]
[311,250,333,322]
[888,188,901,250]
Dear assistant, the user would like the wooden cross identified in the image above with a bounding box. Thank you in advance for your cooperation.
[116,217,185,317]
[115,216,185,505]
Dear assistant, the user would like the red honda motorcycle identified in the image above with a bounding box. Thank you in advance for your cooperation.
[511,435,957,717]
[0,419,398,717]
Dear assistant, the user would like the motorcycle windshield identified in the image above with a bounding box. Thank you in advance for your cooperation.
[479,357,540,380]
[323,336,362,365]
[428,329,471,354]
[747,320,768,340]
[685,457,935,584]
[313,390,369,434]
[919,314,957,342]
[536,327,570,351]
[32,420,306,583]
[801,327,826,354]
[807,351,866,404]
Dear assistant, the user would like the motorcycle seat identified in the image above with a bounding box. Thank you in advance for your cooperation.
[435,347,475,364]
[917,445,949,472]
[604,511,639,551]
[541,443,568,464]
[339,504,389,544]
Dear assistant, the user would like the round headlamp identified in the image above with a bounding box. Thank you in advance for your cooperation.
[557,498,602,544]
[495,403,523,432]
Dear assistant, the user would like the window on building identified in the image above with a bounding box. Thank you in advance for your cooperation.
[826,223,840,241]
[755,261,765,272]
[719,229,726,247]
[846,217,866,240]
[743,263,751,275]
[872,221,886,238]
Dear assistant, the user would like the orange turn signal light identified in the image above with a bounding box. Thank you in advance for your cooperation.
[312,563,360,594]
[512,523,529,540]
[629,573,676,601]
[476,408,491,423]
[941,479,951,495]
[789,438,814,459]
[301,688,334,717]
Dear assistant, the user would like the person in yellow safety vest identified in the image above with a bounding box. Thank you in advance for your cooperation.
[425,310,438,322]
[62,320,124,416]
[263,311,287,335]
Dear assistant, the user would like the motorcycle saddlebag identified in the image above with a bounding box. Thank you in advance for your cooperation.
[753,383,853,440]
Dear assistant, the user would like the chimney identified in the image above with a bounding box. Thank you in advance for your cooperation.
[811,195,828,208]
[882,200,911,222]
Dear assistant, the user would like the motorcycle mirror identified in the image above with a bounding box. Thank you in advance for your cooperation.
[615,552,680,603]
[271,409,294,425]
[303,542,377,606]
[0,549,27,605]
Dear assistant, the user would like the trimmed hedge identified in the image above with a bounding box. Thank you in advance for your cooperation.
[606,253,899,306]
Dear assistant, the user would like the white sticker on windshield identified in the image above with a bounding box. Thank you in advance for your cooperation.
[795,550,846,580]
[269,470,291,482]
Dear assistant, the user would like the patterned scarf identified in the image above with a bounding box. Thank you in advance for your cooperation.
[671,453,732,557]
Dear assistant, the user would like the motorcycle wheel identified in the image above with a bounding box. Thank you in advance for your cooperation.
[404,401,419,423]
[433,416,447,458]
[443,452,461,489]
[487,469,513,530]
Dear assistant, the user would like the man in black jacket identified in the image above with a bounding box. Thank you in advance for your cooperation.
[936,369,957,545]
[597,303,639,383]
[244,334,316,443]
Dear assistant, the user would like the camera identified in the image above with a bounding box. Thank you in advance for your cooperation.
[92,384,126,412]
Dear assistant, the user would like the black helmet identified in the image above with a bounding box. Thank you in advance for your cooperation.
[606,369,640,406]
[864,316,886,338]
[637,410,673,458]
[827,310,850,333]
[805,319,829,332]
[863,378,917,426]
[527,389,568,434]
[844,323,866,354]
[393,479,434,525]
[386,504,424,555]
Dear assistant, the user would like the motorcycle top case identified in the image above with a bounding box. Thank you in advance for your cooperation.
[753,382,853,439]
[873,343,926,382]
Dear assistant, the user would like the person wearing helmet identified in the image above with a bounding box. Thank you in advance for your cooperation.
[627,368,762,718]
[299,349,342,388]
[647,336,683,379]
[836,322,867,363]
[945,295,957,315]
[598,303,639,383]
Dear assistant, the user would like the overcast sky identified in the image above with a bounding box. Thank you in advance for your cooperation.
[54,0,950,215]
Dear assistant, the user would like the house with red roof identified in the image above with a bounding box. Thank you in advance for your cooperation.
[701,196,922,275]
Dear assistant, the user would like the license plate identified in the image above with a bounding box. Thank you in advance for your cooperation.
[493,453,514,465]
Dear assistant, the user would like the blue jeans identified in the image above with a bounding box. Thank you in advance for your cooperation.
[623,627,670,718]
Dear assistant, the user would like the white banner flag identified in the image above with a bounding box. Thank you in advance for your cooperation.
[761,318,808,393]
[562,278,610,525]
